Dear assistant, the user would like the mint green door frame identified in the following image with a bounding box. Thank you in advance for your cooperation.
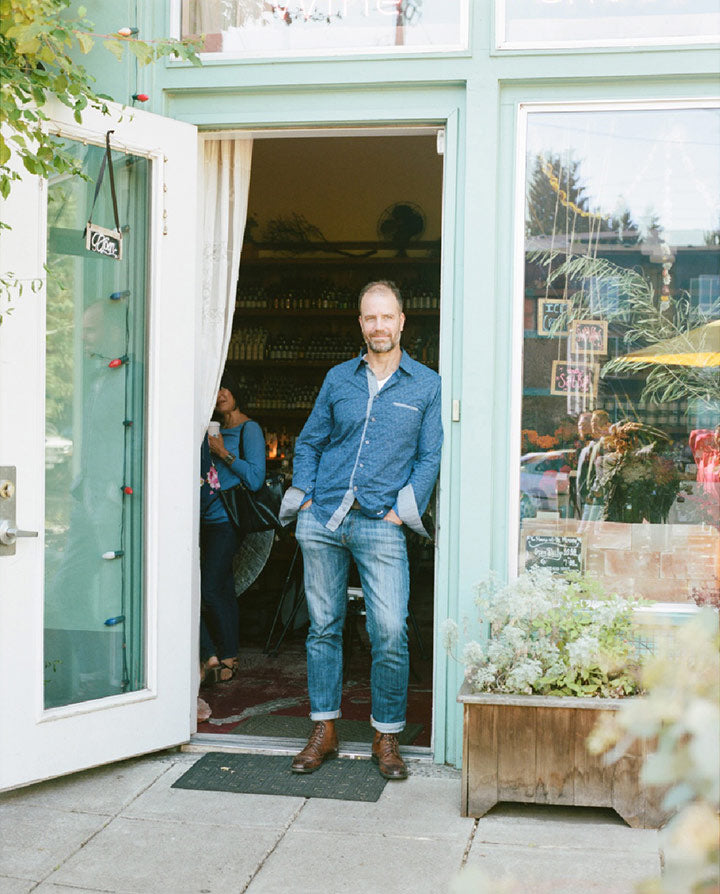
[163,84,467,765]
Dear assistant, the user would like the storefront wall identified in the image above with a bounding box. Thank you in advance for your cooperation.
[81,1,719,767]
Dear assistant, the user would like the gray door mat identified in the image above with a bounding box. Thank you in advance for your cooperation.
[172,752,388,801]
[232,714,422,745]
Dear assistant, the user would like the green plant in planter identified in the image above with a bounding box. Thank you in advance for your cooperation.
[443,569,645,698]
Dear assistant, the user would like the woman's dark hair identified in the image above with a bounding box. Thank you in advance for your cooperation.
[217,371,248,414]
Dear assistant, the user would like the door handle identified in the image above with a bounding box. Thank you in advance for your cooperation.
[0,519,39,546]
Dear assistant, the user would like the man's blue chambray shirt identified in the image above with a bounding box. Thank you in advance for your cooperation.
[279,350,443,537]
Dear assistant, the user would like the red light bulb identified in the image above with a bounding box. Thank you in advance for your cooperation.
[133,93,149,102]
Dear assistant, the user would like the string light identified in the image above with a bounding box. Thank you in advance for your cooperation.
[102,550,125,560]
[109,290,130,301]
[541,160,606,222]
[117,27,139,36]
[132,93,149,103]
[108,355,129,368]
[121,485,133,495]
[104,615,126,626]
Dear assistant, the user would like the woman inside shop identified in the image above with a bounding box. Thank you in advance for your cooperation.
[199,372,266,703]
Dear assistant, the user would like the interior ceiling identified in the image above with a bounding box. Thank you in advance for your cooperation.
[246,135,443,243]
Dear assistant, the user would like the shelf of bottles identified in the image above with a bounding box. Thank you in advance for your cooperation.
[236,283,439,313]
[228,327,439,368]
[238,372,321,413]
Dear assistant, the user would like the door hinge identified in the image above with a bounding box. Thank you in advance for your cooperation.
[436,128,445,156]
[451,399,460,422]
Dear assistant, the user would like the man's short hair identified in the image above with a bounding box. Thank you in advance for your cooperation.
[358,280,403,314]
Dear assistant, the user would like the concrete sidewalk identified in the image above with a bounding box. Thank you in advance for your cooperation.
[0,749,661,894]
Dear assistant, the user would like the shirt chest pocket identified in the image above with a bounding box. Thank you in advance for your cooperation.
[386,399,423,437]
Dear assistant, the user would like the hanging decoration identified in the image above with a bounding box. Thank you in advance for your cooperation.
[84,131,123,260]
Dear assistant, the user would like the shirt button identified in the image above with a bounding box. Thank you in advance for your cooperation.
[360,463,364,468]
[365,439,369,444]
[371,417,376,422]
[354,486,357,491]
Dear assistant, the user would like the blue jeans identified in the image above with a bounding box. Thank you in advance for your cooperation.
[200,522,240,662]
[295,508,410,734]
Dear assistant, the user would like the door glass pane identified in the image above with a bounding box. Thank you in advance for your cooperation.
[518,107,720,605]
[44,140,149,708]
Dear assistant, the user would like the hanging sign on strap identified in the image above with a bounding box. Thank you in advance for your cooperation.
[84,130,123,260]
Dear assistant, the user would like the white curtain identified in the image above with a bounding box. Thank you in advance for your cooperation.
[197,139,253,444]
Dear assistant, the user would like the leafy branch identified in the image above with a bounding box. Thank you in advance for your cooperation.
[0,271,44,326]
[0,0,201,205]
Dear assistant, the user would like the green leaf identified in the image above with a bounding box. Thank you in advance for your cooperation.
[76,31,93,54]
[21,154,39,175]
[127,40,153,66]
[102,38,124,61]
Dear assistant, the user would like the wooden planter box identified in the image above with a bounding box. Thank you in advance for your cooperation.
[458,682,669,829]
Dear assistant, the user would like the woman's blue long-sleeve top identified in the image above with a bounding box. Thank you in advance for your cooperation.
[200,420,266,524]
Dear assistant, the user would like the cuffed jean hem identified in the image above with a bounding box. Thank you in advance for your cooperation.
[370,715,405,734]
[309,709,342,721]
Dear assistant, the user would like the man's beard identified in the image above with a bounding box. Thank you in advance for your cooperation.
[365,333,399,353]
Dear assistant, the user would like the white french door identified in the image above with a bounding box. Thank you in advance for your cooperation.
[0,101,198,790]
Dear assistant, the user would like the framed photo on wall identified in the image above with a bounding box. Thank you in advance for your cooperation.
[537,298,571,336]
[550,360,600,396]
[569,319,608,355]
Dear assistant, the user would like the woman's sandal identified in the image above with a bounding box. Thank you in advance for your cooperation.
[216,657,239,683]
[201,658,220,686]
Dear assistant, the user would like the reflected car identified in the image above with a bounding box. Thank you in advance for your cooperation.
[45,425,73,469]
[520,449,576,516]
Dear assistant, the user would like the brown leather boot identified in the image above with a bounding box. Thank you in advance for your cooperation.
[291,720,339,774]
[372,731,408,780]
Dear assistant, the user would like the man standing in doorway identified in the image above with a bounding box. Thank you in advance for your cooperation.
[279,280,443,780]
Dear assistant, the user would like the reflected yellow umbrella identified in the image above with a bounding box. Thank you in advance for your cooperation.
[621,319,720,368]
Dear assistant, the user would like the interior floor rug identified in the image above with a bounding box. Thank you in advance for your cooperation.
[172,752,388,801]
[232,713,422,745]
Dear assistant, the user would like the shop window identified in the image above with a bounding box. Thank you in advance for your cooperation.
[177,0,468,56]
[497,0,720,49]
[517,105,720,606]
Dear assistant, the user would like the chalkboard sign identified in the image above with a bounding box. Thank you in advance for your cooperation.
[524,534,585,573]
[550,360,600,396]
[537,298,570,336]
[85,223,123,261]
[570,319,608,355]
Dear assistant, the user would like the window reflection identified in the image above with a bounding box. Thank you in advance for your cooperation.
[519,107,720,606]
[500,0,720,47]
[180,0,467,56]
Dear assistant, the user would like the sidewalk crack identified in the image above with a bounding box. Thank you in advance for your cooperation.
[239,797,308,892]
[27,758,179,891]
[460,818,480,868]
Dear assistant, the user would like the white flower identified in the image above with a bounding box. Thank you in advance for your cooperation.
[462,640,486,667]
[441,618,459,652]
[567,634,601,669]
[506,658,544,694]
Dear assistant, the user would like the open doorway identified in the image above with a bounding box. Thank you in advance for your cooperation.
[197,132,443,751]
